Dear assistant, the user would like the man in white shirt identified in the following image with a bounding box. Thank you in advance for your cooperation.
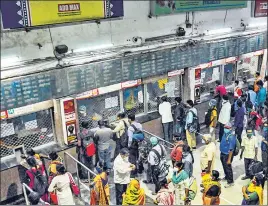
[159,96,173,142]
[113,148,135,205]
[218,95,231,142]
[240,129,258,180]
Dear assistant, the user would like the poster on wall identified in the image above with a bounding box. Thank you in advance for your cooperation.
[253,0,268,17]
[61,98,77,145]
[194,68,201,103]
[1,0,123,29]
[150,0,247,16]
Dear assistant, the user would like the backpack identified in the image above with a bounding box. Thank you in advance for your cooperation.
[131,124,145,141]
[204,108,217,127]
[226,133,240,156]
[82,131,96,157]
[234,136,241,156]
[188,176,197,200]
[248,161,263,177]
[170,142,183,162]
[30,170,48,196]
[187,110,200,133]
[120,120,129,148]
[151,145,169,177]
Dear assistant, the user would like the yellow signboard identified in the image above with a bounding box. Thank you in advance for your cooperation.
[29,0,104,26]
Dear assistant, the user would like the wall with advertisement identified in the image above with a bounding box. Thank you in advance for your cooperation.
[150,0,247,16]
[1,1,267,64]
[1,0,123,29]
[60,98,78,145]
[253,0,268,17]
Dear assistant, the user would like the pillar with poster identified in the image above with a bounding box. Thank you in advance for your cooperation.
[195,68,201,103]
[61,98,78,145]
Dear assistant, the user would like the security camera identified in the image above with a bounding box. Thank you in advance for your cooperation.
[54,45,68,67]
[132,36,142,43]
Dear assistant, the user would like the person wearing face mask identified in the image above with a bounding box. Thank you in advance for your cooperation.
[168,161,190,205]
[200,135,216,174]
[113,148,135,205]
[240,129,258,180]
[219,123,236,188]
[261,123,268,178]
[202,170,221,205]
[242,174,264,205]
[218,95,231,142]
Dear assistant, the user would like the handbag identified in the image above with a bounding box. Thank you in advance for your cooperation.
[49,190,58,205]
[67,173,80,196]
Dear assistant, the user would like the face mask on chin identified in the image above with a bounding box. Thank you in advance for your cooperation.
[173,167,179,173]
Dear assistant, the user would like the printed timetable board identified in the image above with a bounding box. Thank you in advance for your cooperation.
[0,32,267,111]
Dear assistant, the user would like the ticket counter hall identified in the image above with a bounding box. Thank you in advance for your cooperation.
[0,0,267,205]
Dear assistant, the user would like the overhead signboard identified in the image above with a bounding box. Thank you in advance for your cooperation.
[0,0,123,29]
[151,0,247,16]
[0,32,267,111]
[253,0,268,17]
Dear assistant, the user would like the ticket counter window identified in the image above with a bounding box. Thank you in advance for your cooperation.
[0,109,54,158]
[223,63,236,87]
[200,66,220,102]
[237,56,259,88]
[77,91,120,130]
[123,85,144,115]
[147,79,167,112]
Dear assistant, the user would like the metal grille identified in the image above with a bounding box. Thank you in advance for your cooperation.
[123,85,144,116]
[147,76,182,113]
[77,91,120,131]
[0,109,54,158]
[223,63,236,86]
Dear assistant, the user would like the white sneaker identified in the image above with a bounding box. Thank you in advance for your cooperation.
[224,183,234,188]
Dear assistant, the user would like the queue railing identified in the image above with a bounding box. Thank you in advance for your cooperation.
[63,152,97,203]
[22,183,46,205]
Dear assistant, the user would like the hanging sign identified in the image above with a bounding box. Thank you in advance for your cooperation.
[254,0,268,17]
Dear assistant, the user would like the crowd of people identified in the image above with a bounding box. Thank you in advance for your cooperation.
[20,73,267,205]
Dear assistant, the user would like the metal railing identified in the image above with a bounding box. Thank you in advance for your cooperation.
[63,152,97,202]
[143,130,175,149]
[22,183,46,205]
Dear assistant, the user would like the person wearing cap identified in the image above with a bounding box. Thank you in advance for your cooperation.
[94,120,113,173]
[218,95,231,142]
[240,129,258,180]
[207,99,218,143]
[200,134,216,174]
[202,170,221,205]
[113,148,136,205]
[261,123,268,176]
[219,122,236,188]
[148,136,168,194]
[242,174,264,205]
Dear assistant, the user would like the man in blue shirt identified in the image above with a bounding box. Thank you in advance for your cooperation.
[220,122,236,188]
[256,80,267,116]
[261,123,268,179]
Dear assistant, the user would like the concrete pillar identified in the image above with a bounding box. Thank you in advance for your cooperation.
[53,99,65,147]
[183,67,193,102]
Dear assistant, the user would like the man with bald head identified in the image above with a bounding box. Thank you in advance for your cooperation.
[200,134,216,174]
